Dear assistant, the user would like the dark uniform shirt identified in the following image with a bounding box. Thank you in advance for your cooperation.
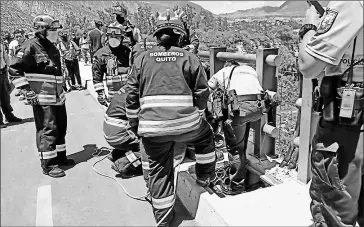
[88,28,103,55]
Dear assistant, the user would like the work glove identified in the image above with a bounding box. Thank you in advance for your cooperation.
[25,90,40,106]
[97,91,108,107]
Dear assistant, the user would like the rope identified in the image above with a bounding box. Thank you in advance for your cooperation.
[91,146,181,227]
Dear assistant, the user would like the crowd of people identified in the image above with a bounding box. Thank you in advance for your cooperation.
[0,1,363,227]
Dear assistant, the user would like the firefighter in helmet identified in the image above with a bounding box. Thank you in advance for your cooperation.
[111,3,141,47]
[126,16,216,226]
[92,23,131,106]
[9,15,75,178]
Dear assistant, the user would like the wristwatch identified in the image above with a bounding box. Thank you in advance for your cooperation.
[299,24,317,40]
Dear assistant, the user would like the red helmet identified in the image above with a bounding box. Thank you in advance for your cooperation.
[33,15,62,32]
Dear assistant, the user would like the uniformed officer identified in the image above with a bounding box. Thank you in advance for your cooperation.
[9,15,75,178]
[298,2,363,227]
[126,18,216,226]
[92,23,131,105]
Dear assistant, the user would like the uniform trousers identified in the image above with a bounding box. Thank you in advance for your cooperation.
[310,117,363,227]
[64,59,81,86]
[142,119,216,227]
[33,104,68,169]
[0,70,13,123]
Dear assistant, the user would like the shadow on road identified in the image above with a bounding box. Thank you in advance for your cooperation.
[61,144,110,171]
[6,117,34,126]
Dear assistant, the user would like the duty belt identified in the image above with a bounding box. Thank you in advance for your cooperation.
[237,94,262,102]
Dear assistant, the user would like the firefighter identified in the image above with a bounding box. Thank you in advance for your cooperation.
[8,15,75,178]
[111,4,141,47]
[103,85,142,177]
[92,23,130,104]
[298,2,363,227]
[126,17,216,226]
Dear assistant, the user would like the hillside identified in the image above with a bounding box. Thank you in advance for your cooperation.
[0,1,213,33]
[219,1,330,18]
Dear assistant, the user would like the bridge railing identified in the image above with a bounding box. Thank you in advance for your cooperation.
[197,46,312,184]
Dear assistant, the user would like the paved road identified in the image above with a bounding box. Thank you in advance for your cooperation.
[1,62,195,226]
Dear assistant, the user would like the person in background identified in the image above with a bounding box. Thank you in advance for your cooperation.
[88,20,104,64]
[298,2,363,227]
[57,32,82,91]
[79,32,90,66]
[0,40,22,128]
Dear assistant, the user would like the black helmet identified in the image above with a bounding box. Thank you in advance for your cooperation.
[152,10,186,37]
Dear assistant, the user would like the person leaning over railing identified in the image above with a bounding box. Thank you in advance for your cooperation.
[298,2,363,227]
[207,59,279,195]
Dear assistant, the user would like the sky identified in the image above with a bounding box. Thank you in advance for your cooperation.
[190,1,285,14]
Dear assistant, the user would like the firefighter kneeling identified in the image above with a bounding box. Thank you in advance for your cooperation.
[103,86,143,177]
[126,17,216,226]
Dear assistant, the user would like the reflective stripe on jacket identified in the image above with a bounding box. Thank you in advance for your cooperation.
[8,37,65,106]
[126,46,210,137]
[92,45,130,99]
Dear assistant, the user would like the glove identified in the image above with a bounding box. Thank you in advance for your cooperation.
[25,90,40,106]
[97,92,108,107]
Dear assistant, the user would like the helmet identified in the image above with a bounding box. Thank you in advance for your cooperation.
[33,15,62,31]
[94,20,103,26]
[14,28,25,35]
[112,4,127,17]
[152,11,186,37]
[106,22,125,37]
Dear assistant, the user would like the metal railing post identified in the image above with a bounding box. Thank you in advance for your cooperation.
[209,47,226,78]
[253,47,279,159]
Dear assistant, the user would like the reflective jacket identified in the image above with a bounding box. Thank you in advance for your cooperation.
[57,40,80,61]
[9,36,66,105]
[92,44,130,99]
[130,35,158,65]
[126,45,210,137]
[103,86,133,146]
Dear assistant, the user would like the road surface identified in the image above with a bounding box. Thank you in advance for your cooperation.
[1,62,195,226]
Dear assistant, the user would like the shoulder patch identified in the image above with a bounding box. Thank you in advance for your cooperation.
[316,9,338,35]
[16,51,24,58]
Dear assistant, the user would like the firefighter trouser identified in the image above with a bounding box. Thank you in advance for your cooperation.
[0,71,13,123]
[33,104,68,169]
[65,59,81,86]
[105,124,140,162]
[141,142,187,188]
[142,119,216,227]
[223,117,251,183]
[310,117,363,227]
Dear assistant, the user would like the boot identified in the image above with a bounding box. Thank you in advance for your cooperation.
[5,114,22,123]
[43,165,66,178]
[0,121,7,128]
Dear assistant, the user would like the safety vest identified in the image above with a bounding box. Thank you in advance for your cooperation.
[22,73,66,105]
